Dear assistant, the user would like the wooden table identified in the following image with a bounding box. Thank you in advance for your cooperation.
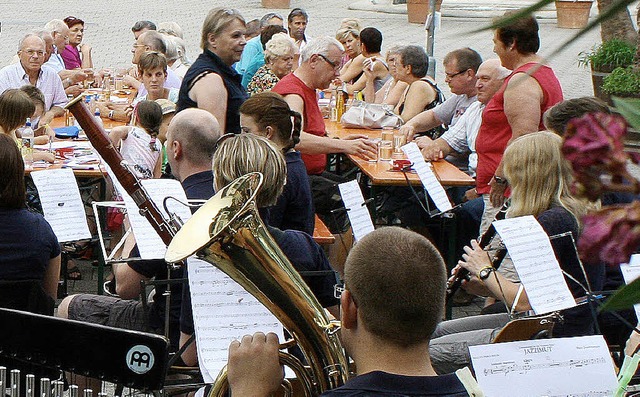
[324,121,475,187]
[312,214,335,245]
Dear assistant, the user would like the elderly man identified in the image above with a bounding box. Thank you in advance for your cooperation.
[235,12,284,76]
[401,47,482,142]
[165,108,221,199]
[127,30,182,97]
[44,20,87,96]
[131,20,157,40]
[0,33,66,126]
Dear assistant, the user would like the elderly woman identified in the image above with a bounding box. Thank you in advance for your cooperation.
[429,132,603,375]
[176,8,248,134]
[476,12,563,233]
[247,33,296,96]
[61,16,92,69]
[363,45,408,106]
[162,35,190,79]
[393,45,443,124]
[179,133,339,366]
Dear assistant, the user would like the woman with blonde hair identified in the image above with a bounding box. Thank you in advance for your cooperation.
[247,33,296,96]
[176,8,248,133]
[335,27,363,85]
[428,131,604,375]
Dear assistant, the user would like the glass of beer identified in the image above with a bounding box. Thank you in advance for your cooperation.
[379,141,393,161]
[393,133,406,154]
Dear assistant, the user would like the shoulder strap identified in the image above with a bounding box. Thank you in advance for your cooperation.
[455,367,485,397]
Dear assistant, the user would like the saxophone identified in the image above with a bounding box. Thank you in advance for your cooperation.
[165,172,348,396]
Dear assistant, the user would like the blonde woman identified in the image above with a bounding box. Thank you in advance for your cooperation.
[176,8,248,134]
[247,33,296,96]
[335,27,363,85]
[429,131,604,375]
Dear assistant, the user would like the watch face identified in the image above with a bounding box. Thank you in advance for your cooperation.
[479,268,493,280]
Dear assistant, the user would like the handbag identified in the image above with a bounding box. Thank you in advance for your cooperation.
[340,100,403,129]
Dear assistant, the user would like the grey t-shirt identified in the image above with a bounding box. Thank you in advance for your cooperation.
[432,93,477,127]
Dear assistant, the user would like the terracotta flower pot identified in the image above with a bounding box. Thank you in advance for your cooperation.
[261,0,290,9]
[555,0,593,29]
[407,0,428,24]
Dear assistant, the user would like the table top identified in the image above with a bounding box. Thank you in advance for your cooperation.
[324,121,475,187]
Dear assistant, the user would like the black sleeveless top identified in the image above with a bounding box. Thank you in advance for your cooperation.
[176,48,248,134]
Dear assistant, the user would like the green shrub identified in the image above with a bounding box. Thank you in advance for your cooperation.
[602,66,640,96]
[579,39,636,73]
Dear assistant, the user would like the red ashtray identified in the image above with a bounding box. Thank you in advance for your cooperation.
[391,159,412,171]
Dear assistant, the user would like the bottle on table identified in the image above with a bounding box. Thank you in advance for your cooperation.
[103,72,112,101]
[330,88,338,122]
[21,118,34,168]
[94,108,104,129]
[336,83,348,121]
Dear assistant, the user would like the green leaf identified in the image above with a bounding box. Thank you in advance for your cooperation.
[601,277,640,312]
[613,97,640,131]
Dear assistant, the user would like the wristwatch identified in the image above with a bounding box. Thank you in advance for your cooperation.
[493,175,508,185]
[478,265,496,281]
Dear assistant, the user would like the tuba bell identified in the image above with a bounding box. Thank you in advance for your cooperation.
[165,172,348,396]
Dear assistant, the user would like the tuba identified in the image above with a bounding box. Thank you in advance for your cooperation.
[165,172,348,396]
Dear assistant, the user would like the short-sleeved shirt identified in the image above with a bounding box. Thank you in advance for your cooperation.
[0,62,67,111]
[267,151,315,235]
[60,44,82,69]
[247,65,280,96]
[181,170,215,202]
[273,73,326,175]
[0,208,60,282]
[321,371,470,396]
[440,101,484,177]
[44,47,65,73]
[432,94,477,127]
[137,69,183,98]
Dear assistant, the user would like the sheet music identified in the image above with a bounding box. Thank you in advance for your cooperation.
[338,180,374,241]
[493,216,576,314]
[401,142,452,212]
[30,168,91,242]
[469,335,617,397]
[106,164,191,259]
[620,254,640,320]
[187,258,286,383]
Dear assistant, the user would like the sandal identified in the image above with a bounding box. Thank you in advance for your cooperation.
[66,262,82,281]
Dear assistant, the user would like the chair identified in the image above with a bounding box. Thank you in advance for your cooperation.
[492,313,557,344]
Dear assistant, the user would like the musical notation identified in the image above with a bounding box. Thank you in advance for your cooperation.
[338,180,374,241]
[483,357,608,376]
[402,142,452,213]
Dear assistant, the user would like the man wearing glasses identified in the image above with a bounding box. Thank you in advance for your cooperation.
[400,48,482,143]
[0,33,66,125]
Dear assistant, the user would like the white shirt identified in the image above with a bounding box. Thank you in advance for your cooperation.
[44,46,65,73]
[0,62,67,111]
[440,101,484,177]
[171,59,190,80]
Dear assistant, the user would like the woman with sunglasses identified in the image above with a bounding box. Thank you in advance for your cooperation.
[61,16,93,70]
[177,8,248,134]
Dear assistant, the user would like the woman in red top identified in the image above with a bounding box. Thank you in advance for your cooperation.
[475,12,563,234]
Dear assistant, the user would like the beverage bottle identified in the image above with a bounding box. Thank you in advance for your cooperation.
[103,73,112,101]
[22,118,34,168]
[336,83,347,121]
[330,89,338,122]
[94,108,104,129]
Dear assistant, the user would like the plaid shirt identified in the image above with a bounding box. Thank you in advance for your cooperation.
[0,62,67,111]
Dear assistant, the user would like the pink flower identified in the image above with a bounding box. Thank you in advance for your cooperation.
[579,202,640,265]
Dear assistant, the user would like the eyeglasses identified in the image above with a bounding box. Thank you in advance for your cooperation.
[22,49,45,58]
[445,69,467,79]
[317,54,340,71]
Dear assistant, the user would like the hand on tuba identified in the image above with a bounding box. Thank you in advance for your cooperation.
[228,332,284,397]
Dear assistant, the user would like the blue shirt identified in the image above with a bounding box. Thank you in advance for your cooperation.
[321,371,469,396]
[235,36,263,75]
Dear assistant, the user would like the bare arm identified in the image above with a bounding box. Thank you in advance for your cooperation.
[152,154,162,179]
[40,106,64,126]
[179,332,198,366]
[43,255,61,299]
[399,109,441,141]
[108,126,130,146]
[80,44,93,69]
[420,137,454,161]
[396,81,437,123]
[282,94,377,158]
[383,80,408,107]
[189,73,227,132]
[339,55,365,84]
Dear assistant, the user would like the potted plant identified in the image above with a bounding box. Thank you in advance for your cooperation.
[602,66,640,99]
[578,39,636,104]
[261,0,290,9]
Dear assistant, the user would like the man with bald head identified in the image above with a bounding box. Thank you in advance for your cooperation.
[0,33,66,125]
[165,108,221,199]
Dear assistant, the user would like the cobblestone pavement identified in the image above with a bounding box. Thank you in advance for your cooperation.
[1,0,599,99]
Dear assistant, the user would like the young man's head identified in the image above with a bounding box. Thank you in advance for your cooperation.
[341,227,446,349]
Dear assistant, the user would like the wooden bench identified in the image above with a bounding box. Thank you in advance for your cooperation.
[313,215,335,245]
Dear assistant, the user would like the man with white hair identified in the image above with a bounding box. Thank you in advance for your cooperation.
[43,20,87,96]
[272,36,377,175]
[0,33,66,125]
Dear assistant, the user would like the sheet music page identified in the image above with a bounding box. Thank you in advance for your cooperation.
[30,168,91,242]
[338,180,374,241]
[469,335,617,397]
[187,258,286,383]
[401,142,452,212]
[620,254,640,320]
[493,216,576,314]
